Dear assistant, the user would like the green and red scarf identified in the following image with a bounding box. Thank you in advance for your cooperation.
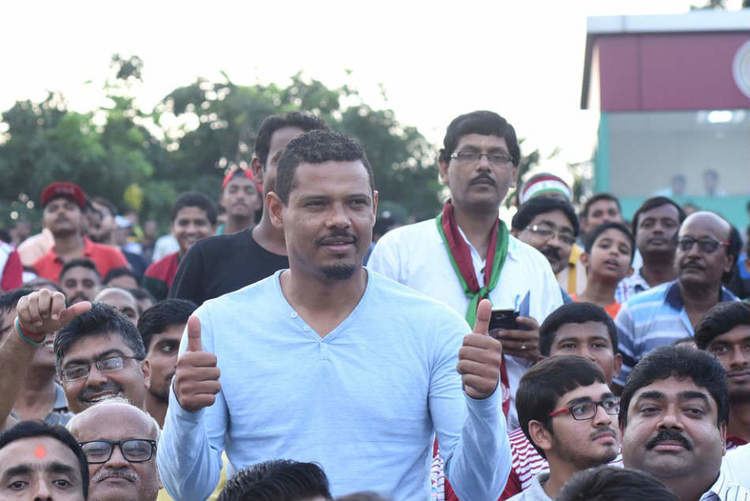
[436,200,511,414]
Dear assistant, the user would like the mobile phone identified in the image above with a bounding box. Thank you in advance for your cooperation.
[489,309,519,331]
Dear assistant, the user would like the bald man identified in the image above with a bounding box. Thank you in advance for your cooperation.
[67,398,160,501]
[95,287,140,324]
[615,211,739,385]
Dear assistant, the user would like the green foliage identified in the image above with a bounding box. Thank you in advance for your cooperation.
[158,72,443,221]
[5,55,568,228]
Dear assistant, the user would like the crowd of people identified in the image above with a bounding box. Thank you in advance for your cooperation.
[0,109,748,501]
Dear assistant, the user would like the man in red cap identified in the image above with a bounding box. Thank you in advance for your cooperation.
[32,182,129,283]
[217,167,261,235]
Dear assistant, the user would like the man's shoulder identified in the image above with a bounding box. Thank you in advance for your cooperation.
[200,271,278,308]
[367,269,457,310]
[145,252,178,277]
[87,240,126,260]
[376,218,438,247]
[190,230,252,255]
[622,281,673,309]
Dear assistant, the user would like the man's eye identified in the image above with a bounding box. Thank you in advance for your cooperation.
[684,407,706,417]
[559,343,576,350]
[53,479,72,488]
[571,403,592,417]
[639,406,660,415]
[160,343,177,354]
[711,345,729,355]
[9,480,28,490]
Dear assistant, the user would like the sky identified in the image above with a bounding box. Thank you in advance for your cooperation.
[1,0,743,183]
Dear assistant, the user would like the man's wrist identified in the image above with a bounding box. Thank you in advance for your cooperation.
[14,317,45,346]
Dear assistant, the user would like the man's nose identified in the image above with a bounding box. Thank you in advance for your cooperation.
[576,346,597,363]
[84,364,109,386]
[33,477,53,501]
[592,403,613,427]
[327,203,351,228]
[729,345,750,369]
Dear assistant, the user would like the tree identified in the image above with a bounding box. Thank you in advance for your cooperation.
[2,56,496,228]
[0,54,165,224]
[159,73,442,220]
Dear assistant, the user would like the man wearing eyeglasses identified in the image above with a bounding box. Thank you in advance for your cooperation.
[615,211,739,387]
[508,356,620,500]
[510,196,580,304]
[67,398,161,501]
[50,301,148,415]
[369,111,563,430]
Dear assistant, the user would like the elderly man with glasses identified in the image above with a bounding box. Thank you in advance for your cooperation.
[67,398,161,501]
[615,211,739,387]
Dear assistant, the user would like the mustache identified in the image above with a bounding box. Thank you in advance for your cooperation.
[78,382,123,402]
[590,427,618,441]
[470,173,496,186]
[541,246,561,261]
[646,429,692,450]
[680,259,705,271]
[93,467,137,483]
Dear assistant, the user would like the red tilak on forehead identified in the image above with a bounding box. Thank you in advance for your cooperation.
[34,445,47,459]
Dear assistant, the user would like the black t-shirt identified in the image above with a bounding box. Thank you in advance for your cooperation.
[169,229,288,305]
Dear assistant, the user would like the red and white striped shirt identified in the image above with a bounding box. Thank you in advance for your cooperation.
[501,427,549,499]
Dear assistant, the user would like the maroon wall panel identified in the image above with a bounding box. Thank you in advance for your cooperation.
[595,33,750,111]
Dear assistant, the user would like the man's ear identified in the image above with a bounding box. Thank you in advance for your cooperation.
[528,420,553,454]
[372,190,379,216]
[719,422,727,456]
[723,253,734,274]
[579,252,590,268]
[613,353,623,380]
[267,192,285,229]
[251,157,263,186]
[141,360,152,390]
[510,228,520,237]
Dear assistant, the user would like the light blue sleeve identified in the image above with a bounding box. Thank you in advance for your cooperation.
[430,317,510,501]
[156,308,228,501]
[614,304,637,387]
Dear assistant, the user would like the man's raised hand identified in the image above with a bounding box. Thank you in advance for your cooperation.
[173,315,221,412]
[458,299,503,399]
[16,289,91,338]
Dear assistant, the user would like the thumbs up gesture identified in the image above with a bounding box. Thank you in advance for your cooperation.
[458,299,503,399]
[173,315,221,412]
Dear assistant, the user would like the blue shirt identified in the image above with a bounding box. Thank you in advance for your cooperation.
[157,270,510,501]
[615,280,738,386]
